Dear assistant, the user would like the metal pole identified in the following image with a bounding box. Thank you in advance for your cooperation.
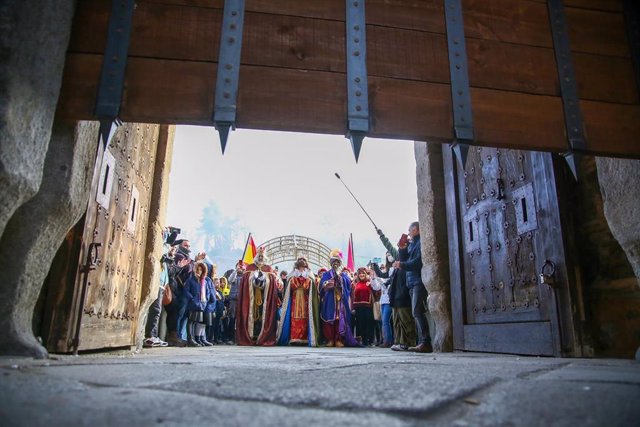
[334,173,378,230]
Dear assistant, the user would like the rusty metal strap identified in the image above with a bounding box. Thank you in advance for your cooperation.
[95,0,135,147]
[213,0,246,154]
[625,0,640,97]
[547,0,585,155]
[345,0,369,162]
[445,0,474,143]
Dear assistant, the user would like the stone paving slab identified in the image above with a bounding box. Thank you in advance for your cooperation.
[433,379,640,427]
[0,347,639,426]
[0,368,405,427]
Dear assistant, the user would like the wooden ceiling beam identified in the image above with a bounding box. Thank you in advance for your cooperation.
[57,0,640,158]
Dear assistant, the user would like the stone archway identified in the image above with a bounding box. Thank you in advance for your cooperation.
[260,235,331,271]
[2,0,640,359]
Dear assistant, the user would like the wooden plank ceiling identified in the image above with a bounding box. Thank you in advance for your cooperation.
[57,0,640,157]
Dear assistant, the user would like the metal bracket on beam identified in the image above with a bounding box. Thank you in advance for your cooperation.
[624,0,640,98]
[95,0,135,148]
[345,0,369,163]
[445,0,474,168]
[548,0,585,181]
[213,0,245,154]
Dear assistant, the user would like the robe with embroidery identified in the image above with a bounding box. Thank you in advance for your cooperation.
[319,270,359,346]
[277,273,320,346]
[235,264,279,346]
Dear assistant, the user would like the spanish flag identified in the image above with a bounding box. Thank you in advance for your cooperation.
[242,233,257,265]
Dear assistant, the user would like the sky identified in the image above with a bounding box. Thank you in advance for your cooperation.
[166,126,418,272]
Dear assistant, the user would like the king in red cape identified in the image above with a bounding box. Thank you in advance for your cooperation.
[235,246,280,346]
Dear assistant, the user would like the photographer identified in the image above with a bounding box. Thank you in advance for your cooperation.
[165,251,192,346]
[143,231,178,348]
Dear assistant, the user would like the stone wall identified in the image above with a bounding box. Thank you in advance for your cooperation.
[0,0,76,238]
[593,157,640,358]
[414,141,453,352]
[0,120,99,357]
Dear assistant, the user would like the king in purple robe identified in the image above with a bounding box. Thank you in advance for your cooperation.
[319,249,360,347]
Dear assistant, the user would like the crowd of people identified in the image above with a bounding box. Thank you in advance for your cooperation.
[144,221,433,353]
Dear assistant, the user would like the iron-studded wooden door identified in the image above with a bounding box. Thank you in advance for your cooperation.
[444,146,575,356]
[41,124,160,353]
[71,124,158,351]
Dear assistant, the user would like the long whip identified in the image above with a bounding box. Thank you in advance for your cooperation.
[334,173,378,230]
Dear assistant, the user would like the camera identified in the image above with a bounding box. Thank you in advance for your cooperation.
[160,254,174,265]
[165,226,181,245]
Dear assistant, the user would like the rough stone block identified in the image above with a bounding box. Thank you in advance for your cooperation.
[0,121,99,357]
[0,0,77,238]
[414,141,453,352]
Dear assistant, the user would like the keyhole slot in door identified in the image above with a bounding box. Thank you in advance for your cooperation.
[102,165,110,195]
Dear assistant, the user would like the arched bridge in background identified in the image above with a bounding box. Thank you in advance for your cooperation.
[260,235,331,271]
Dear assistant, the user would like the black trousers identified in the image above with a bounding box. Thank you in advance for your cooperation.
[145,286,164,338]
[354,306,375,346]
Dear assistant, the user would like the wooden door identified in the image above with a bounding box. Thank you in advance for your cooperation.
[42,124,158,352]
[444,146,575,356]
[74,125,158,351]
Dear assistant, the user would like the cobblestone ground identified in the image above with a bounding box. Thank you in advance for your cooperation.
[1,346,639,426]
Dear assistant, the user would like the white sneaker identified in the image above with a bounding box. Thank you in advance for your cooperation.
[391,344,408,351]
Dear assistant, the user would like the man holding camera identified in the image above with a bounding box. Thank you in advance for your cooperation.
[144,229,179,348]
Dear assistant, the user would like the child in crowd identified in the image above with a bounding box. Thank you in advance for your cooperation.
[185,261,216,347]
[210,277,226,344]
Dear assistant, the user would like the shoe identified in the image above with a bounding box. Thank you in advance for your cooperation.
[335,341,344,348]
[166,332,187,347]
[391,344,409,351]
[326,341,334,347]
[144,337,169,347]
[381,342,392,348]
[199,336,214,347]
[188,338,202,347]
[409,343,433,353]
